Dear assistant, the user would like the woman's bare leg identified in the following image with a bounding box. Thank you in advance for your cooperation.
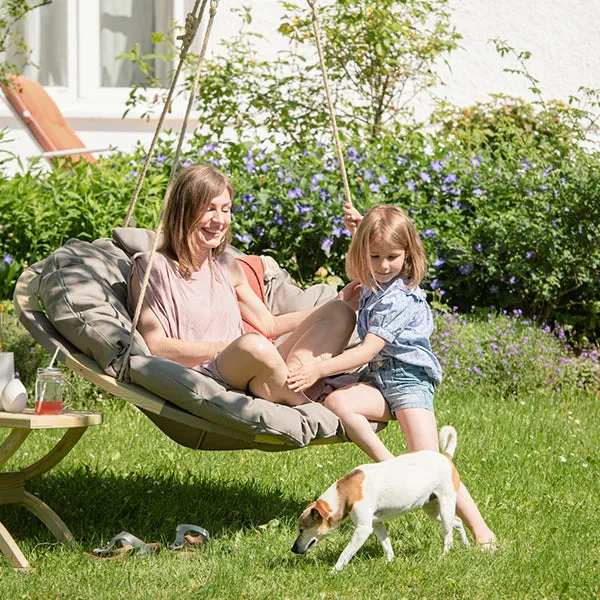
[396,408,497,546]
[277,300,356,369]
[216,333,309,406]
[324,383,395,462]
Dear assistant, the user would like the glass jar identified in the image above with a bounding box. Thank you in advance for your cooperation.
[34,368,73,415]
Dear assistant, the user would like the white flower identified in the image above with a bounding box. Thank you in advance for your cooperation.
[559,456,567,463]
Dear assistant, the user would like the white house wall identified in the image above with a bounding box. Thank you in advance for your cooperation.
[1,0,599,173]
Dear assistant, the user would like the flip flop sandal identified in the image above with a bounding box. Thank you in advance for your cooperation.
[89,531,161,561]
[169,524,209,553]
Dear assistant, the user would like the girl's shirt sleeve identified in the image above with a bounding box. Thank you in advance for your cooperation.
[364,289,418,342]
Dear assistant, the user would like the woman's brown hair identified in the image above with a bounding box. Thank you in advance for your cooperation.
[160,164,234,277]
[345,204,427,291]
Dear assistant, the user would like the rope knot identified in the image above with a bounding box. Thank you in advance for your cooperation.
[177,13,198,46]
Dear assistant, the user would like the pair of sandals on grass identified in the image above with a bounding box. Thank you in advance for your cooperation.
[90,524,209,561]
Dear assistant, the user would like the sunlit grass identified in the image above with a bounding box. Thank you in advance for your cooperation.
[0,306,598,599]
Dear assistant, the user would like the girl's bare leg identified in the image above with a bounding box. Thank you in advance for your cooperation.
[277,300,356,369]
[396,408,497,547]
[324,383,395,462]
[216,333,309,406]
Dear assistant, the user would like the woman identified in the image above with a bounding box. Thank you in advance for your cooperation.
[128,164,359,406]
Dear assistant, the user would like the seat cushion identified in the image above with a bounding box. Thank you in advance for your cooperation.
[36,232,347,447]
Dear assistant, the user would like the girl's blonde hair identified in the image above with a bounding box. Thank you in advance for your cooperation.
[160,164,234,277]
[346,204,427,291]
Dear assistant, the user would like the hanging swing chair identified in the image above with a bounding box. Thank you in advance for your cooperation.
[13,0,385,452]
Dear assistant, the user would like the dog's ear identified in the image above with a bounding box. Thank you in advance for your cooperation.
[312,499,330,521]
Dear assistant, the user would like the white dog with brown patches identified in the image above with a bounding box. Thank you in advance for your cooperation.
[292,425,469,571]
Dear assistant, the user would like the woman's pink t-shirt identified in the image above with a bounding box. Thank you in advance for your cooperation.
[128,251,244,367]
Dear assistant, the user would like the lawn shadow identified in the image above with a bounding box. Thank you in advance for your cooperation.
[0,467,306,549]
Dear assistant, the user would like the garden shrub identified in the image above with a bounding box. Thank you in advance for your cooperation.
[1,118,599,342]
[432,307,600,396]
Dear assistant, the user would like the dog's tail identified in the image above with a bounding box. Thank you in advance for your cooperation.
[439,425,458,458]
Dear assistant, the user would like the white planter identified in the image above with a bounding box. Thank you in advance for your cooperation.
[0,352,15,411]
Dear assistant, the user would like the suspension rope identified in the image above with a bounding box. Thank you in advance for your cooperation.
[121,0,208,228]
[118,0,220,382]
[306,0,353,208]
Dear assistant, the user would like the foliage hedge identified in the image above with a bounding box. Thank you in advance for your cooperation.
[0,98,599,343]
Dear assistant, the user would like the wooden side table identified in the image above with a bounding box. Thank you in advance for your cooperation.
[0,409,102,570]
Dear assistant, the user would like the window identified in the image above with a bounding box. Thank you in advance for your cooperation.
[5,0,195,116]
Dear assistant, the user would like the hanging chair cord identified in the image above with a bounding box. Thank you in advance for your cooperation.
[122,0,208,228]
[306,0,353,208]
[118,0,220,382]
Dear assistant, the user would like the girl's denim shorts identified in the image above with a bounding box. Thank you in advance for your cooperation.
[360,358,435,415]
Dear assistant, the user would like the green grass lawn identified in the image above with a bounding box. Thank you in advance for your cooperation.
[0,378,597,599]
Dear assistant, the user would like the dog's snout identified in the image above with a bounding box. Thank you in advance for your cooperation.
[292,536,316,555]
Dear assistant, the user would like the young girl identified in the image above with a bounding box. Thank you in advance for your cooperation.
[287,204,440,417]
[288,204,497,548]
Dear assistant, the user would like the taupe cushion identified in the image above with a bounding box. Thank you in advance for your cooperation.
[37,229,345,447]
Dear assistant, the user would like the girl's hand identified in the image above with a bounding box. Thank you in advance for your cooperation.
[287,362,324,392]
[343,202,363,236]
[336,280,361,311]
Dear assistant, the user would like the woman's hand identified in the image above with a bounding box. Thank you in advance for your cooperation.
[336,280,361,311]
[343,202,363,236]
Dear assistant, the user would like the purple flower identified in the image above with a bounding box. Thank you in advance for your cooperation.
[321,237,334,251]
[310,173,324,186]
[474,243,483,252]
[520,158,531,170]
[431,279,443,290]
[369,183,380,193]
[377,174,388,185]
[406,180,417,191]
[433,257,445,267]
[288,187,303,200]
[300,219,314,230]
[181,159,192,168]
[241,193,255,204]
[363,169,374,181]
[443,173,458,184]
[525,251,535,259]
[470,156,482,168]
[294,203,313,215]
[396,156,408,165]
[430,160,443,173]
[332,225,345,238]
[3,253,13,265]
[235,233,253,244]
[202,142,217,153]
[459,264,474,275]
[156,153,168,164]
[421,228,437,239]
[473,187,485,198]
[419,171,431,183]
[273,214,284,225]
[347,146,359,162]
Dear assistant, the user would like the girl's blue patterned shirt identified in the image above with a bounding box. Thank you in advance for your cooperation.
[357,277,443,386]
